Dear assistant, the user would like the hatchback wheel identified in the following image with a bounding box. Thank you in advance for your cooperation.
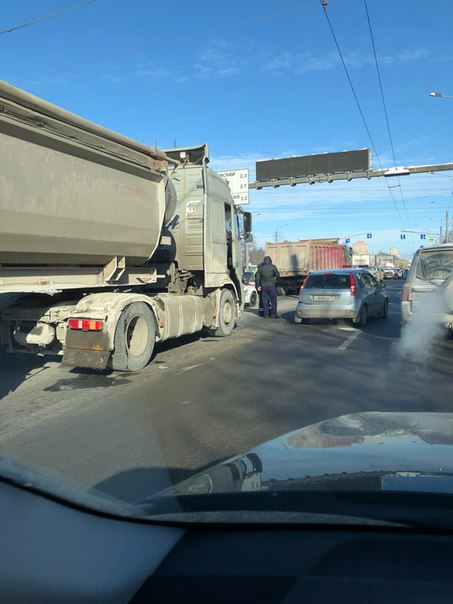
[357,305,367,327]
[380,299,389,318]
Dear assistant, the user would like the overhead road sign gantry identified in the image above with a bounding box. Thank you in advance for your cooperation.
[250,149,453,189]
[255,149,370,183]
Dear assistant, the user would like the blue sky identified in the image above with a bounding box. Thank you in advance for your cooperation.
[2,0,453,259]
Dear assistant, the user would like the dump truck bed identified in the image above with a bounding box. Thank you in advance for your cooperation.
[0,81,167,268]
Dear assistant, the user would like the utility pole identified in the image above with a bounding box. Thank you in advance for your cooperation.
[446,210,449,242]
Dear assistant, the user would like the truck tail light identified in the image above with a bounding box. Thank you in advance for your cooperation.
[349,273,356,296]
[68,318,104,331]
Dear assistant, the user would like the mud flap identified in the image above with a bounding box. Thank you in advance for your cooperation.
[63,329,111,369]
[62,347,110,370]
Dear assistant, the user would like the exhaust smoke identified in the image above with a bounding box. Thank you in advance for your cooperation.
[398,288,447,361]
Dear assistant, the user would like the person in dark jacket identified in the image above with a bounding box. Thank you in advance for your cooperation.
[255,256,280,318]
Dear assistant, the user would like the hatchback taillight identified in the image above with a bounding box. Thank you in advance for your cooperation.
[299,275,309,293]
[349,273,356,296]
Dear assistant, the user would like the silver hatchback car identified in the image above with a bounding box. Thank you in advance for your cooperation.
[295,269,389,326]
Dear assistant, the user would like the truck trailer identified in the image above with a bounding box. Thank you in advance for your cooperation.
[265,239,351,294]
[0,82,251,371]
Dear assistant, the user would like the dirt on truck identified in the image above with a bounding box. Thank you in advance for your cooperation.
[265,238,351,294]
[0,81,252,371]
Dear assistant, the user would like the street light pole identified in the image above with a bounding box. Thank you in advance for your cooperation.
[430,201,450,243]
[274,224,287,243]
[429,173,453,242]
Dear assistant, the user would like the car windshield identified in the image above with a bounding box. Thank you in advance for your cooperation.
[305,274,350,289]
[416,251,453,280]
[0,1,453,531]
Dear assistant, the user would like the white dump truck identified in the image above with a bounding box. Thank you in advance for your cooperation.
[0,82,251,371]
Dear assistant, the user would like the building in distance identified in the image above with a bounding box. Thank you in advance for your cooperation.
[352,240,368,255]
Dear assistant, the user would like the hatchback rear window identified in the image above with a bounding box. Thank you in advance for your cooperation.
[416,251,453,280]
[305,274,350,289]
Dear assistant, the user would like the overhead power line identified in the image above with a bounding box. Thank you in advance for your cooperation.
[363,0,412,230]
[12,3,318,84]
[0,1,96,36]
[319,0,407,229]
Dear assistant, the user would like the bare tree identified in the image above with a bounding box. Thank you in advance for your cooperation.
[249,244,265,266]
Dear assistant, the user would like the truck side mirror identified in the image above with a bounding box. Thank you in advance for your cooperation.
[245,233,253,244]
[244,212,252,235]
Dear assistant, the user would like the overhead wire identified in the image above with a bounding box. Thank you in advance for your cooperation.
[319,1,408,230]
[0,1,96,36]
[363,0,412,230]
[11,3,318,84]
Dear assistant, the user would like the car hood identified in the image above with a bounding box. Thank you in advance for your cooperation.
[160,412,453,497]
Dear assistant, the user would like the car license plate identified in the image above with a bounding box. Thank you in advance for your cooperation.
[313,295,336,301]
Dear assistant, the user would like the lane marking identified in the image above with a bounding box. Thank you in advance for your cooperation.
[338,330,361,350]
[176,361,211,374]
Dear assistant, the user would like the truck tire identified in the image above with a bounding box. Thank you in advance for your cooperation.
[208,289,236,337]
[111,303,156,371]
[249,291,258,307]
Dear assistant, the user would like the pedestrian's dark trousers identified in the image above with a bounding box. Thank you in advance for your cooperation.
[262,284,277,317]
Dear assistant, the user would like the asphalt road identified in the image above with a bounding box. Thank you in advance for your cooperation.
[1,280,452,503]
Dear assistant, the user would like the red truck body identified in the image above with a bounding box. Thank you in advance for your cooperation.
[265,238,350,293]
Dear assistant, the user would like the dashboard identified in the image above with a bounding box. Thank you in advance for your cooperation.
[2,477,453,603]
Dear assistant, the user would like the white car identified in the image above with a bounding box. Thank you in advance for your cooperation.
[242,272,258,307]
[244,284,258,307]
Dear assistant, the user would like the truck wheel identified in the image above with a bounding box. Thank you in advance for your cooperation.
[249,291,258,307]
[111,303,156,371]
[209,289,236,337]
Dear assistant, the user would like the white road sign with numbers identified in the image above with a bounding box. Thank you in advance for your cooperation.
[218,169,249,205]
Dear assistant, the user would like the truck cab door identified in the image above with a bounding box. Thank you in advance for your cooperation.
[204,168,241,290]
